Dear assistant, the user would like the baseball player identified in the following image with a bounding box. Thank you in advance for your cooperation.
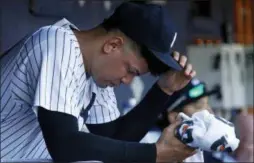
[1,1,197,162]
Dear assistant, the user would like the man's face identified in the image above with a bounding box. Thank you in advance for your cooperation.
[91,36,148,88]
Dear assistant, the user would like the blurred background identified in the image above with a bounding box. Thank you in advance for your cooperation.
[0,0,253,162]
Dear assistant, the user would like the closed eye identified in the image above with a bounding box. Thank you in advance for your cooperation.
[128,66,140,76]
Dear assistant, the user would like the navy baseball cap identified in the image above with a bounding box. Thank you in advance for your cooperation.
[106,1,182,71]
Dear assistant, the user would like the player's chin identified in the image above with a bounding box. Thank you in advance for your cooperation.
[96,81,109,88]
[95,79,115,88]
[96,83,107,88]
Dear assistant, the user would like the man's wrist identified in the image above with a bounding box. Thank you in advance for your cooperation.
[155,143,160,163]
[156,84,174,96]
[156,81,175,96]
[155,142,165,163]
[159,87,174,96]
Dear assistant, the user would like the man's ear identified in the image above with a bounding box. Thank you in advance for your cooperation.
[103,37,124,54]
[167,111,178,124]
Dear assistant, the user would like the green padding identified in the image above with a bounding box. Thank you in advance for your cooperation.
[188,84,205,98]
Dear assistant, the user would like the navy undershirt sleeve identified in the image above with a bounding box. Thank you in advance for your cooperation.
[87,83,181,141]
[38,83,181,162]
[38,107,156,163]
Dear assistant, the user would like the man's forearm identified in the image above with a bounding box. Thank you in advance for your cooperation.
[57,132,156,163]
[88,83,181,141]
[38,107,157,163]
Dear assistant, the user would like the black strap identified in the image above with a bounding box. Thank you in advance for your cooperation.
[80,92,96,121]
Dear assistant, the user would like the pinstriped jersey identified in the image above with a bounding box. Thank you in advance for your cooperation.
[1,18,120,162]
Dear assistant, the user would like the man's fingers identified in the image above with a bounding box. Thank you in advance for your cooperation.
[179,55,187,68]
[184,145,196,152]
[169,120,182,132]
[173,51,180,61]
[189,70,196,78]
[164,121,181,136]
[184,147,197,157]
[184,64,192,76]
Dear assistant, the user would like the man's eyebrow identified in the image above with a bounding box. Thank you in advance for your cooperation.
[129,64,140,76]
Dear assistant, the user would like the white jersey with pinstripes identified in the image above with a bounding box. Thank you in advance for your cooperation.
[0,18,120,161]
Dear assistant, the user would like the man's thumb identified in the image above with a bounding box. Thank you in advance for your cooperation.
[171,119,182,129]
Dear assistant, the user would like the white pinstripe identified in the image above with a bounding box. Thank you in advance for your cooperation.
[1,18,120,161]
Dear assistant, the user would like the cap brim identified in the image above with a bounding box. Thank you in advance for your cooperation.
[150,49,182,71]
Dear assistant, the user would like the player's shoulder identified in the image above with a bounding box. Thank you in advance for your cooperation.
[39,25,65,33]
[20,25,73,56]
[29,18,77,45]
[35,25,72,41]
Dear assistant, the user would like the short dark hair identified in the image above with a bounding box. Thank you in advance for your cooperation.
[101,16,170,76]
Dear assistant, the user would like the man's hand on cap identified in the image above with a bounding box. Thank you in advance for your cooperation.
[157,52,196,95]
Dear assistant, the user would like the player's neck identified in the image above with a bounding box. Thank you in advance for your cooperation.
[72,27,105,75]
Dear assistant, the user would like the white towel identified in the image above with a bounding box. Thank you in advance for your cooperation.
[175,110,240,152]
[184,150,204,163]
